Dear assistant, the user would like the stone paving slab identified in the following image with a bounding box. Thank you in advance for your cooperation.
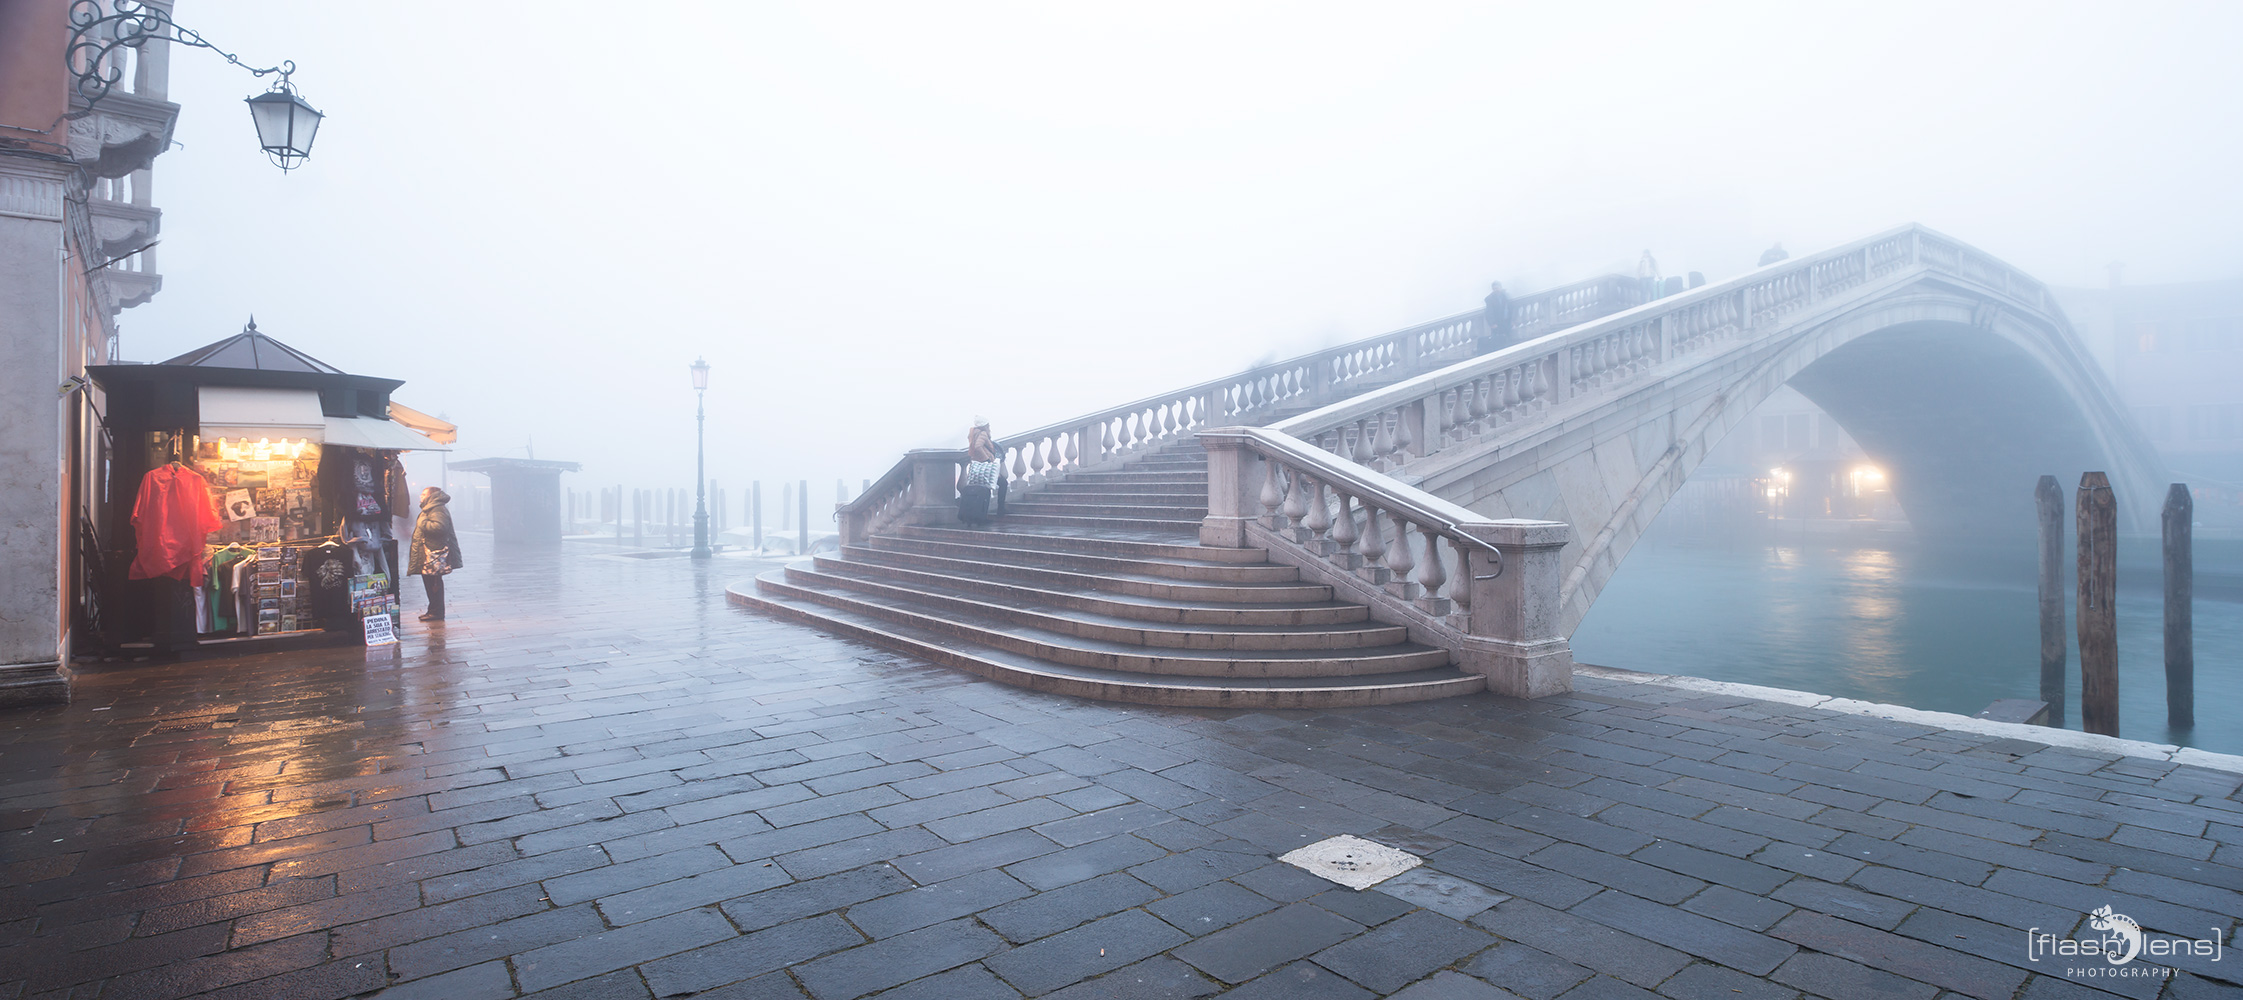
[0,536,2238,998]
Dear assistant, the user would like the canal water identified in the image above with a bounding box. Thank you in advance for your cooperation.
[1572,529,2243,756]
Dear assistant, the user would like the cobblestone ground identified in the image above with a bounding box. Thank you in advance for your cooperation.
[2,534,2239,1000]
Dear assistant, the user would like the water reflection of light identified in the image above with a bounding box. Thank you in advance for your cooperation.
[1844,547,1897,585]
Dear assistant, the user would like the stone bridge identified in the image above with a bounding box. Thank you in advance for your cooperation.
[740,225,2163,707]
[1256,224,2165,637]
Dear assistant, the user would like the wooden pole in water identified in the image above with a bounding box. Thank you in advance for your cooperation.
[799,479,810,555]
[2076,471,2118,737]
[2164,483,2193,730]
[2036,476,2066,727]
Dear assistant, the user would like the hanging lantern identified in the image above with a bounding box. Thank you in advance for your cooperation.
[245,85,323,171]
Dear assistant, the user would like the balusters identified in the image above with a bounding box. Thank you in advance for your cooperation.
[1415,528,1449,611]
[1330,492,1359,567]
[1447,538,1473,618]
[1385,518,1418,599]
[1259,460,1284,526]
[1394,406,1413,458]
[1301,477,1331,550]
[1466,377,1489,434]
[1353,418,1376,466]
[1373,411,1397,463]
[1356,503,1387,579]
[1281,468,1310,535]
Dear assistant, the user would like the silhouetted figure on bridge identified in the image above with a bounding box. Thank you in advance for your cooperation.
[1482,281,1513,351]
[1760,243,1789,266]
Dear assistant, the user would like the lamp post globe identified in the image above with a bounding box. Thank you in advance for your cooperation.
[690,357,713,559]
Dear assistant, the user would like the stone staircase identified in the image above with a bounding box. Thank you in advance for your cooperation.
[732,440,1486,708]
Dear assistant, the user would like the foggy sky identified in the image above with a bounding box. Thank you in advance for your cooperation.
[119,2,2243,506]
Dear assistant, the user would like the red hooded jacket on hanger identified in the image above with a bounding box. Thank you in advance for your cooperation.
[129,463,222,586]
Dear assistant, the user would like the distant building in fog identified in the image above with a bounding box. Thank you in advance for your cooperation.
[2056,278,2243,485]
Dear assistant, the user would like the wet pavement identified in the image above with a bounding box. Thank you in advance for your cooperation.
[2,532,2239,999]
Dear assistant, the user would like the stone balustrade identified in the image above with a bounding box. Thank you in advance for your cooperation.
[1265,224,2060,472]
[831,276,1641,540]
[1198,427,1574,698]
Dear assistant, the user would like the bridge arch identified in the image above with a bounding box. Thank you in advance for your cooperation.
[1273,226,2165,635]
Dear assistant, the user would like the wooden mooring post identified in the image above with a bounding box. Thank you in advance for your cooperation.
[2164,483,2193,730]
[2076,472,2118,737]
[2036,476,2065,727]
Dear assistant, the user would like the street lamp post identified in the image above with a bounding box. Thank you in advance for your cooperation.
[690,358,712,560]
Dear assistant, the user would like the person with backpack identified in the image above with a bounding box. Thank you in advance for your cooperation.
[958,420,1005,526]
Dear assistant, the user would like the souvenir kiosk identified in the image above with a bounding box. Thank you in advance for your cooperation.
[88,323,449,651]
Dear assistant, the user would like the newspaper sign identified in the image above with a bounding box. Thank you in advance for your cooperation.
[362,612,398,647]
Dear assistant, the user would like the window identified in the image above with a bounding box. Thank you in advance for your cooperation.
[2135,322,2160,353]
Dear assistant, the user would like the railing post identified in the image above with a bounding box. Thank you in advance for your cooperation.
[1454,519,1574,698]
[1401,399,1428,459]
[1198,431,1257,548]
[903,449,963,528]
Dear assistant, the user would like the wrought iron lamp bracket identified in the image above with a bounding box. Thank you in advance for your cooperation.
[66,0,299,115]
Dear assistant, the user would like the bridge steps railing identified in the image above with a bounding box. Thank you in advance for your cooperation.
[1197,426,1576,698]
[1261,224,2065,473]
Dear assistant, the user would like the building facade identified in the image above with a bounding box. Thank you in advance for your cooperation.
[2057,279,2243,533]
[0,0,178,702]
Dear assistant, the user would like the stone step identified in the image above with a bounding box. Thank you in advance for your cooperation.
[750,571,1447,679]
[1021,490,1207,505]
[838,545,1326,604]
[867,534,1300,584]
[1007,501,1210,519]
[895,525,1266,564]
[736,572,1484,708]
[995,512,1205,532]
[1043,475,1209,489]
[808,554,1355,626]
[776,562,1405,649]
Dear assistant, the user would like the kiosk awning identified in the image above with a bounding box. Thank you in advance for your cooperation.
[198,386,326,441]
[324,415,450,452]
[387,401,457,445]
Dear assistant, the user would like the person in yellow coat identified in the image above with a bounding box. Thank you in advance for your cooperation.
[408,486,463,621]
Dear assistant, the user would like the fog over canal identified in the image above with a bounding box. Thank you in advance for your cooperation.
[1574,530,2243,756]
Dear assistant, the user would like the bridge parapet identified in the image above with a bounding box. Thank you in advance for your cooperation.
[834,273,1642,539]
[1265,224,2070,471]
